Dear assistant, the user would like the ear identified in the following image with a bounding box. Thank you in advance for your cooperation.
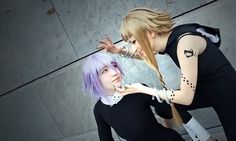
[146,30,156,38]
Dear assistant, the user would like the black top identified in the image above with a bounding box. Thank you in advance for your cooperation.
[94,93,184,141]
[161,23,236,141]
[163,23,236,109]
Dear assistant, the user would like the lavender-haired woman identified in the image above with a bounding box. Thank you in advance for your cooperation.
[82,53,184,141]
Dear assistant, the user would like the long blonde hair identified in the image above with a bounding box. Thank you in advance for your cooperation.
[120,7,182,125]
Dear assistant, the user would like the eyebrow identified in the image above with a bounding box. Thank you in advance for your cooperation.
[101,65,107,71]
[127,37,133,42]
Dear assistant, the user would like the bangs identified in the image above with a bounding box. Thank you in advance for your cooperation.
[120,8,173,41]
[89,53,114,74]
[120,13,145,42]
[120,13,150,42]
[120,19,133,42]
[84,53,123,76]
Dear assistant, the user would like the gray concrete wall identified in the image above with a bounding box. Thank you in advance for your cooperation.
[0,0,235,140]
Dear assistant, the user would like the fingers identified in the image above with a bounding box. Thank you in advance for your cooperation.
[113,85,132,95]
[98,39,109,45]
[96,37,112,50]
[114,85,127,91]
[98,37,112,44]
[96,36,121,54]
[97,40,109,50]
[97,44,106,49]
[106,36,112,43]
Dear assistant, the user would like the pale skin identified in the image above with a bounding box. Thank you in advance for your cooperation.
[99,62,123,96]
[98,31,207,106]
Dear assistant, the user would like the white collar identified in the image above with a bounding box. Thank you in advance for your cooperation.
[101,91,123,106]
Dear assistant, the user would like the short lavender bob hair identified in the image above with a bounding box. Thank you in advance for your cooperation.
[82,53,123,100]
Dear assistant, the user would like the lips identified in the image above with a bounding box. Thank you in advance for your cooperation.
[112,77,120,83]
[135,48,145,57]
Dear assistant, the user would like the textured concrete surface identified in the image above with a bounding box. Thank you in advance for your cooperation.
[0,0,234,140]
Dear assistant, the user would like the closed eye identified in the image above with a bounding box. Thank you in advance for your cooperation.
[131,40,136,44]
[111,62,118,68]
[101,66,108,74]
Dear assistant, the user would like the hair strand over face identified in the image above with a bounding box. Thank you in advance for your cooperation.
[120,7,174,89]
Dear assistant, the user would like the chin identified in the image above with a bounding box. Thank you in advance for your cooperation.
[152,50,158,55]
[114,82,122,88]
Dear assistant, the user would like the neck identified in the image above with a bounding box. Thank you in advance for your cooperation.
[155,32,171,53]
[105,89,116,96]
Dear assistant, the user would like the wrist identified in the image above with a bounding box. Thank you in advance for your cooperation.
[158,89,172,104]
[117,47,123,54]
[144,87,155,96]
[118,46,135,58]
[153,87,163,103]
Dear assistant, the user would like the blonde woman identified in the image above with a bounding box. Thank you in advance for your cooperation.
[98,7,235,141]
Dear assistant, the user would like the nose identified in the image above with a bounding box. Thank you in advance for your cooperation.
[130,44,137,50]
[110,68,118,76]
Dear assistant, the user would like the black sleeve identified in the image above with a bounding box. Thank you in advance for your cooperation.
[152,100,173,119]
[94,104,114,141]
[141,83,173,119]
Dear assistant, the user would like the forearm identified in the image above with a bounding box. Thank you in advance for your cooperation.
[143,87,194,105]
[159,89,194,105]
[161,118,178,129]
[94,112,114,141]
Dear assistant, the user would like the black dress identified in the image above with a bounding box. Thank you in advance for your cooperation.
[162,23,236,141]
[94,93,184,141]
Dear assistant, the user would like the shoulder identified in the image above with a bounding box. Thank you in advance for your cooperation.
[178,35,196,48]
[174,23,206,49]
[94,100,103,114]
[177,34,206,55]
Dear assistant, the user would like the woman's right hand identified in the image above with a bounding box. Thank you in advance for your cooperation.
[114,83,151,96]
[97,37,121,54]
